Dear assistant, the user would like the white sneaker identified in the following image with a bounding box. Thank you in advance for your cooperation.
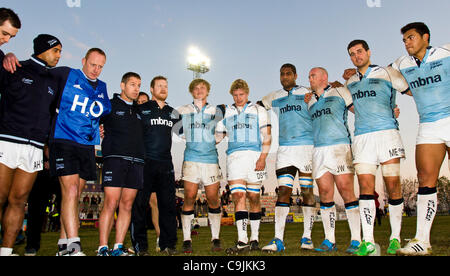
[69,251,87,256]
[396,239,432,256]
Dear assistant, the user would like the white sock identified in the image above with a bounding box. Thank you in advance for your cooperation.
[415,191,437,244]
[113,243,122,250]
[181,212,195,241]
[388,200,404,241]
[58,238,68,246]
[0,247,13,256]
[359,198,376,243]
[274,205,289,241]
[345,203,361,243]
[67,237,80,245]
[208,212,221,240]
[320,203,336,244]
[302,206,316,239]
[235,211,249,243]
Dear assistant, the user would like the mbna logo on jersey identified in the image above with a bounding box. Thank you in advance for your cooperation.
[311,108,331,120]
[280,104,302,114]
[409,74,442,89]
[352,89,376,100]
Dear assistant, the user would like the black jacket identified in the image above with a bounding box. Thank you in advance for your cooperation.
[0,56,60,149]
[139,100,181,162]
[101,93,145,162]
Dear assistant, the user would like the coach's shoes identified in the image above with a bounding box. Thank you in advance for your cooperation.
[211,239,222,252]
[225,241,250,255]
[387,238,401,255]
[183,240,193,254]
[161,247,178,256]
[396,239,432,256]
[345,240,360,254]
[300,237,314,250]
[262,238,285,252]
[354,241,377,256]
[314,239,337,252]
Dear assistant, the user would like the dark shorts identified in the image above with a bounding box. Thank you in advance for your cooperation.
[49,142,97,181]
[102,157,144,190]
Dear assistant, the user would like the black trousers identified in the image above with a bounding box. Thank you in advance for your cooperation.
[25,169,61,251]
[130,159,177,252]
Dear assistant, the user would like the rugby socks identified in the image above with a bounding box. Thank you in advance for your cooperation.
[302,205,316,239]
[345,201,361,243]
[58,238,68,253]
[415,187,437,244]
[249,212,261,242]
[359,195,376,243]
[274,202,290,241]
[0,247,13,256]
[388,198,404,241]
[181,210,195,241]
[320,202,336,244]
[67,237,82,254]
[235,211,249,244]
[208,207,222,241]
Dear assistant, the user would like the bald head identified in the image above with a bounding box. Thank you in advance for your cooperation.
[308,67,329,91]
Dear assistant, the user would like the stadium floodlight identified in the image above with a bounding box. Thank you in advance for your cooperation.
[187,46,210,79]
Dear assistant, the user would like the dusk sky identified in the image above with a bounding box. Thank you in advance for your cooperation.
[2,0,449,203]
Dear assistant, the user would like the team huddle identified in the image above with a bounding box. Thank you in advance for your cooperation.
[0,7,449,256]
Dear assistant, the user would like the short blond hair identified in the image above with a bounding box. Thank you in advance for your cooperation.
[189,78,211,94]
[229,79,249,95]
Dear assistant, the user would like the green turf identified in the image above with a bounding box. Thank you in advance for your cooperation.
[13,216,450,256]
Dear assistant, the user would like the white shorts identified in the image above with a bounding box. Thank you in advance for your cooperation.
[353,129,405,165]
[276,145,313,173]
[417,116,450,146]
[181,161,222,187]
[226,150,267,185]
[0,140,43,173]
[312,144,354,179]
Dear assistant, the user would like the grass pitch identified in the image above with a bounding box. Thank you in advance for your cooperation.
[12,215,450,256]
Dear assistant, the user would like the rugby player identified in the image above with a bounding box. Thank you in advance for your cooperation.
[258,64,317,252]
[131,76,181,256]
[0,34,63,257]
[390,22,450,256]
[0,8,20,64]
[136,91,161,252]
[49,48,111,256]
[177,79,223,253]
[344,40,410,256]
[97,72,145,256]
[305,68,361,253]
[216,79,272,254]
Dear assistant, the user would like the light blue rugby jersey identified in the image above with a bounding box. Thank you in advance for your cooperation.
[177,103,221,164]
[216,102,270,155]
[261,86,313,146]
[391,44,450,123]
[345,65,409,136]
[307,86,353,147]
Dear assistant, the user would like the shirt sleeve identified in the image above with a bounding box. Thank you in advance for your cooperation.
[385,66,410,94]
[337,87,353,109]
[257,105,271,129]
[261,92,275,110]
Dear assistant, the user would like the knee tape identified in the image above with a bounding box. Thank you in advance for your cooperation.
[299,176,314,189]
[381,163,400,177]
[277,174,295,189]
[355,163,377,176]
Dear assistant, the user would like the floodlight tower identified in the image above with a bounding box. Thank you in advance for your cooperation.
[187,46,211,79]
